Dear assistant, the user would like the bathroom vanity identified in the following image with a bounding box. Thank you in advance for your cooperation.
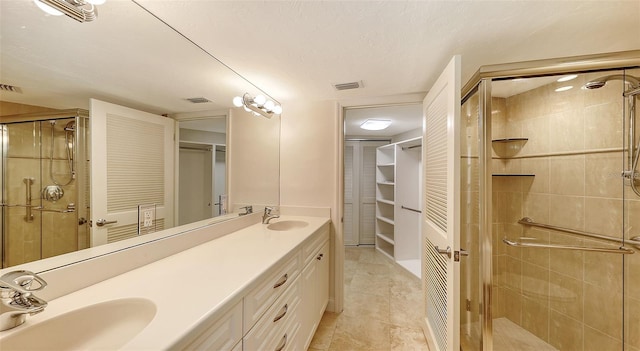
[0,215,330,350]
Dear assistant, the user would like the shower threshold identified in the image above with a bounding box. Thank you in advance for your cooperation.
[461,317,557,351]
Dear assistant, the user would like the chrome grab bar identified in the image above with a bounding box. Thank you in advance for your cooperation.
[502,238,634,254]
[33,207,75,213]
[401,205,422,213]
[23,178,34,222]
[518,217,640,249]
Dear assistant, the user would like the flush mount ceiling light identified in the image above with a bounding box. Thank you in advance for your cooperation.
[557,74,578,82]
[33,0,105,23]
[232,93,282,119]
[360,119,392,131]
[555,86,573,92]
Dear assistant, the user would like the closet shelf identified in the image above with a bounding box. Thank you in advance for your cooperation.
[377,199,395,206]
[376,246,394,261]
[376,216,395,225]
[376,233,395,245]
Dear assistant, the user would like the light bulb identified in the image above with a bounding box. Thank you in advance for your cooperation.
[85,0,107,4]
[243,106,251,112]
[273,105,283,114]
[264,100,275,111]
[252,112,261,117]
[254,95,266,106]
[34,0,64,15]
[232,96,244,107]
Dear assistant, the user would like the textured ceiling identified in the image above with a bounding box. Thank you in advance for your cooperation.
[1,0,638,117]
[137,0,640,105]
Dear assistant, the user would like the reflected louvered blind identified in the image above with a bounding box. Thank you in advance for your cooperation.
[425,92,448,232]
[106,113,165,212]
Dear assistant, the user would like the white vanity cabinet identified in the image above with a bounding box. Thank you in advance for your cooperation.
[300,229,330,350]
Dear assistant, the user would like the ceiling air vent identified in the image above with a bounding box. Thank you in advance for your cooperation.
[333,81,363,91]
[185,97,211,104]
[0,84,22,93]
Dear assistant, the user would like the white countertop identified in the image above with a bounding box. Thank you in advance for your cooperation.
[0,215,330,350]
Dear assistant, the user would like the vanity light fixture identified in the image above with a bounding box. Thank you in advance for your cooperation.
[33,0,105,23]
[360,119,392,131]
[232,93,282,119]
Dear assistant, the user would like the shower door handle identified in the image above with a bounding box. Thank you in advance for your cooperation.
[96,219,118,227]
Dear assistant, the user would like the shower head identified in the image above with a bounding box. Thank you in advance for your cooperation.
[64,121,75,132]
[584,74,640,90]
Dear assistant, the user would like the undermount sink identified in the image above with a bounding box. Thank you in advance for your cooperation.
[267,220,309,231]
[1,298,156,350]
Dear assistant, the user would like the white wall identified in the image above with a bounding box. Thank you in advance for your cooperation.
[279,99,343,312]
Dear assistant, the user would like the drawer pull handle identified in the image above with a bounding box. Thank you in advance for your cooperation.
[275,333,288,351]
[273,303,288,323]
[273,273,288,289]
[316,253,324,261]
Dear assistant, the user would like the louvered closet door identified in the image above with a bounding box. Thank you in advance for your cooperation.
[359,142,380,245]
[422,56,461,351]
[343,143,358,245]
[90,99,175,245]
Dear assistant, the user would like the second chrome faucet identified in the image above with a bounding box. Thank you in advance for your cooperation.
[262,206,280,224]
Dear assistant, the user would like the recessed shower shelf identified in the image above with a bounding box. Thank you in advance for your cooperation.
[492,174,535,177]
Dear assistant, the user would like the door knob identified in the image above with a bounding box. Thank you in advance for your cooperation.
[96,219,118,227]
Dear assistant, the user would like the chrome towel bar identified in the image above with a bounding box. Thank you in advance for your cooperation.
[502,238,634,254]
[401,205,422,213]
[518,217,640,248]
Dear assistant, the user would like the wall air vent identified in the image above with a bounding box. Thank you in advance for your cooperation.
[333,81,363,91]
[185,97,211,104]
[0,84,22,93]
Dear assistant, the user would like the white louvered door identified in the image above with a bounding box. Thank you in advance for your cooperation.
[422,55,461,351]
[90,99,175,246]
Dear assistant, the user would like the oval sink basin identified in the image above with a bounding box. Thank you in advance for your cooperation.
[1,298,156,350]
[267,220,309,231]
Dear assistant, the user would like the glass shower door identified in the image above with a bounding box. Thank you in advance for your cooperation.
[1,121,43,267]
[624,67,640,351]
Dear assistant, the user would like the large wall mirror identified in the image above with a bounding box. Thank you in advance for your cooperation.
[0,0,280,268]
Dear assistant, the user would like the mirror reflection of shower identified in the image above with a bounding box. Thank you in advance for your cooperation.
[585,74,640,197]
[49,120,76,187]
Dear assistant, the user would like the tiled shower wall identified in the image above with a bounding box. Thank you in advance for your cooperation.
[492,71,640,351]
[1,101,80,267]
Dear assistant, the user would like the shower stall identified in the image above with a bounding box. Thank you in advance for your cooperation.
[459,51,640,350]
[0,109,89,268]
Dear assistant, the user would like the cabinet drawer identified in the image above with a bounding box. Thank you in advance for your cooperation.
[178,301,242,351]
[244,251,301,332]
[244,276,301,350]
[302,224,330,266]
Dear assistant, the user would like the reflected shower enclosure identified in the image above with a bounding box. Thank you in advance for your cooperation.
[1,110,89,268]
[460,53,640,351]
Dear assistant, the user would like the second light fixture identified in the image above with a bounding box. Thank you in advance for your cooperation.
[233,93,282,119]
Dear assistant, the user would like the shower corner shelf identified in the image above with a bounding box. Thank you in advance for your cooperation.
[491,137,528,158]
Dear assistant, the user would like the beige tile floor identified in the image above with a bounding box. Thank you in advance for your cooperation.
[308,246,431,351]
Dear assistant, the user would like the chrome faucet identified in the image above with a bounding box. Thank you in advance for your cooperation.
[0,270,48,331]
[239,205,253,216]
[262,206,280,224]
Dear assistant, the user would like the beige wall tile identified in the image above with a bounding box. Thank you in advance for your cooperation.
[584,326,623,351]
[521,157,549,194]
[583,282,623,340]
[548,109,585,152]
[627,297,640,349]
[585,153,624,199]
[549,233,584,280]
[549,310,583,351]
[522,193,550,224]
[584,197,623,238]
[548,195,585,230]
[521,297,550,342]
[549,271,583,321]
[584,101,624,149]
[549,156,585,196]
